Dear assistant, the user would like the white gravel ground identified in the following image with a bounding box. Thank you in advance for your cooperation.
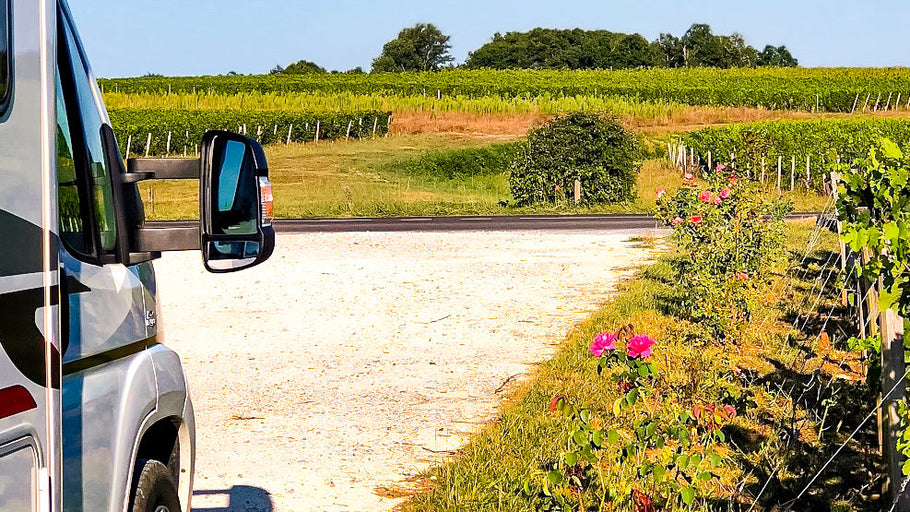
[154,229,660,512]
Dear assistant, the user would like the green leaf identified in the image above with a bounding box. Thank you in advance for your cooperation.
[653,465,667,483]
[548,470,564,486]
[591,429,604,447]
[880,285,902,312]
[889,166,910,189]
[711,454,722,467]
[884,221,900,244]
[689,454,702,468]
[607,429,619,445]
[565,452,578,467]
[881,138,904,160]
[580,409,591,425]
[680,486,695,506]
[867,227,881,248]
[625,388,639,406]
[697,471,713,482]
[573,431,588,448]
[676,454,689,468]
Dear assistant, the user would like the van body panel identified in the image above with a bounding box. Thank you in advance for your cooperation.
[60,250,155,363]
[4,0,269,508]
[61,351,157,512]
[0,438,40,510]
[0,0,60,510]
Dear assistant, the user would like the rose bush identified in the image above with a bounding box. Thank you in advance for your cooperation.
[536,328,733,510]
[654,165,792,337]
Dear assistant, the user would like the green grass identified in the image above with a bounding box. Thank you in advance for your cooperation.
[401,221,877,511]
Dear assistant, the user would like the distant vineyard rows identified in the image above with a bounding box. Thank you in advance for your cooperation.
[108,109,391,156]
[682,118,910,186]
[100,68,910,112]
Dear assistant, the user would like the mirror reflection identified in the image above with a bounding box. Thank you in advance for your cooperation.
[205,241,261,271]
[213,139,257,236]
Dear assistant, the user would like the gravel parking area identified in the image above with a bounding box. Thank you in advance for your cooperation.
[154,229,660,511]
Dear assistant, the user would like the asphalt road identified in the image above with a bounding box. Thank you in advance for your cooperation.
[149,213,820,233]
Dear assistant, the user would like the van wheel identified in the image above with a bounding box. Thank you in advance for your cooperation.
[130,459,181,512]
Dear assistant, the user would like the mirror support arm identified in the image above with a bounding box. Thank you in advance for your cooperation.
[133,226,200,252]
[121,158,203,256]
[126,158,200,181]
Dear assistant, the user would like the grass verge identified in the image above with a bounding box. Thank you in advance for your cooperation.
[401,220,880,511]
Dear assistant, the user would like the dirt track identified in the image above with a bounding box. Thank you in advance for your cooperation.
[154,229,659,511]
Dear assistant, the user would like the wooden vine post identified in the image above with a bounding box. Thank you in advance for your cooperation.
[880,304,909,508]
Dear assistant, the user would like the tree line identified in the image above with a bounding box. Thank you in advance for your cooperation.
[272,23,796,76]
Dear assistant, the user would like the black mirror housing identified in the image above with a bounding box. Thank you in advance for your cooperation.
[200,131,275,273]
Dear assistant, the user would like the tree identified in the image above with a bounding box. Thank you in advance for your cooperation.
[680,24,759,68]
[283,60,326,74]
[681,24,724,67]
[371,23,453,72]
[721,34,757,67]
[656,33,684,68]
[757,45,798,67]
[464,28,655,70]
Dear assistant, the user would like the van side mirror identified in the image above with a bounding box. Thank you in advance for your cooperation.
[200,131,275,273]
[115,128,275,273]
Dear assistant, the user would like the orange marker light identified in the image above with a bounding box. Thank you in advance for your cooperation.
[259,177,274,226]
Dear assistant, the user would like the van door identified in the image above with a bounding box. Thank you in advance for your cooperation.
[0,0,61,511]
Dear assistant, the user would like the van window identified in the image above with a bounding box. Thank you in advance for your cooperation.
[0,0,10,115]
[58,9,117,253]
[57,71,90,254]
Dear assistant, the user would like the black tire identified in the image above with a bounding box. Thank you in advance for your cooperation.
[130,459,182,512]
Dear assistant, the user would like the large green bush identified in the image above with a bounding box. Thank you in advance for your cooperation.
[509,112,640,206]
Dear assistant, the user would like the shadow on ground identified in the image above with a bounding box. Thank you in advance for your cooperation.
[192,486,274,512]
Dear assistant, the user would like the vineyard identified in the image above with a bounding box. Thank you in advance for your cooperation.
[100,67,910,112]
[107,108,390,156]
[681,118,910,188]
[102,89,692,118]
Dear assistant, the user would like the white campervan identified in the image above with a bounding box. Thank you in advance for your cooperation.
[0,1,275,511]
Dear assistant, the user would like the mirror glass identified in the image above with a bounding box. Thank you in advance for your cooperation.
[213,139,257,236]
[205,241,261,271]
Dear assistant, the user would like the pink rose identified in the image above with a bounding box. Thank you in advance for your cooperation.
[715,163,726,172]
[699,190,712,203]
[626,334,655,359]
[719,188,731,199]
[712,195,722,205]
[683,172,695,182]
[589,331,617,357]
[690,214,703,225]
[655,187,666,198]
[672,216,684,226]
[723,404,737,419]
[735,272,748,280]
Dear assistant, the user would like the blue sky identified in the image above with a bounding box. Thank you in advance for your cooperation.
[69,0,910,78]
